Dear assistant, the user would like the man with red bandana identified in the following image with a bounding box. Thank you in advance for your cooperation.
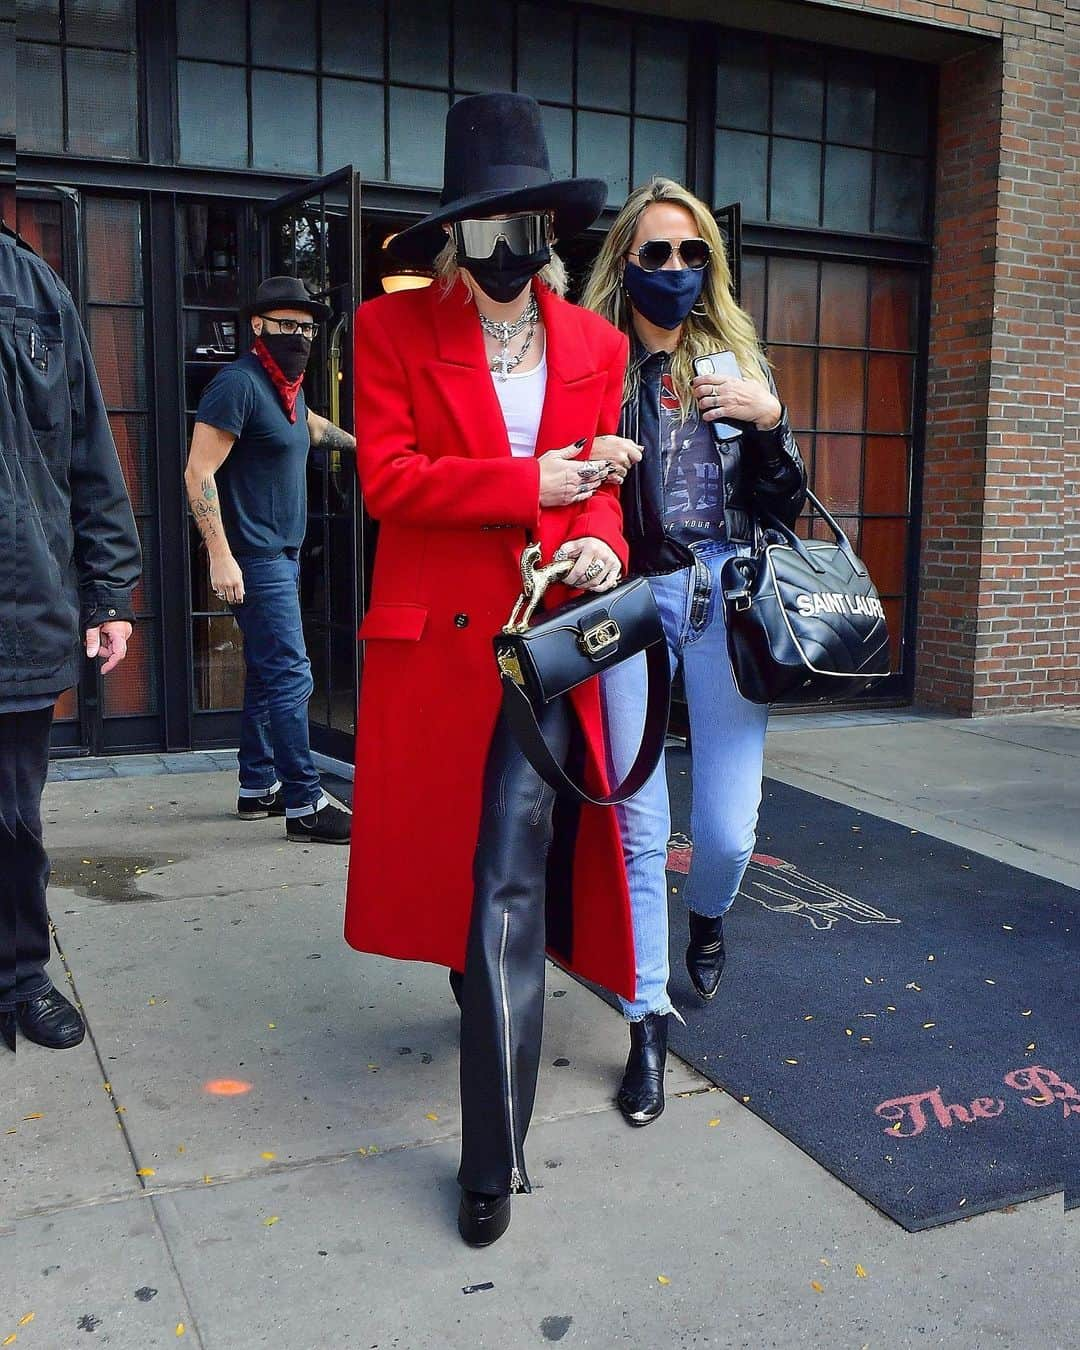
[184,275,354,844]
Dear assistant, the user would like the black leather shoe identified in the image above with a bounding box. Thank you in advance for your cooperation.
[237,788,285,820]
[686,912,726,1001]
[16,986,85,1049]
[616,1012,669,1127]
[448,968,464,1010]
[458,1189,511,1247]
[0,1011,15,1052]
[285,801,351,844]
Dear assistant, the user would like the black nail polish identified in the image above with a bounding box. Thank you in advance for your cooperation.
[574,436,588,448]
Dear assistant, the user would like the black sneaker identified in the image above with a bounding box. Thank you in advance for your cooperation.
[237,788,285,820]
[285,800,351,844]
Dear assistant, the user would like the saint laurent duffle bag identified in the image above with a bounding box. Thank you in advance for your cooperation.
[721,490,891,705]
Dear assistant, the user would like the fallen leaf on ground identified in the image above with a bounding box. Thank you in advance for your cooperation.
[810,1280,824,1293]
[17,1316,33,1327]
[855,1264,867,1278]
[137,1168,155,1177]
[657,1275,670,1286]
[176,1324,185,1336]
[708,1118,721,1127]
[22,1114,42,1121]
[923,1023,936,1029]
[2,1334,15,1345]
[263,1216,279,1227]
[261,1152,276,1161]
[425,1113,439,1121]
[784,1058,798,1065]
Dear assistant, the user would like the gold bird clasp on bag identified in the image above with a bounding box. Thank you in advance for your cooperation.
[503,543,574,634]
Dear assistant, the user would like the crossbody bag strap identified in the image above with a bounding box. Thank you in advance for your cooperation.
[499,639,671,807]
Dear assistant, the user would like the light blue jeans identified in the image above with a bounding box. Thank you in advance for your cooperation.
[603,542,769,1019]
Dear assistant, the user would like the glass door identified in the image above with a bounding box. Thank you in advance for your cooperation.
[257,168,363,766]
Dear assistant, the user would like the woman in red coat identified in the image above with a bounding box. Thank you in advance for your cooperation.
[344,94,634,1247]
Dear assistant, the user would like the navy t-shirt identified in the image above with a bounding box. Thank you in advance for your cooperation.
[195,352,310,559]
[658,368,727,546]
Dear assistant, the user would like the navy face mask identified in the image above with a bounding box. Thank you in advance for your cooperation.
[624,262,705,330]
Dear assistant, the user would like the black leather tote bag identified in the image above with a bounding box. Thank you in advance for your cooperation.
[720,490,891,705]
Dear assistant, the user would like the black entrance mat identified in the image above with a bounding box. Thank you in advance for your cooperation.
[629,754,1079,1231]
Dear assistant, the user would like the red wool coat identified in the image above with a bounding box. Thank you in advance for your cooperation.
[344,279,636,1001]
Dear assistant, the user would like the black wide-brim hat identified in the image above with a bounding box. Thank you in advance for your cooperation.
[241,274,332,322]
[388,93,607,268]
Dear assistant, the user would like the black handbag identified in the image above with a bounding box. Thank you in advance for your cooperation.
[721,490,891,705]
[494,545,671,805]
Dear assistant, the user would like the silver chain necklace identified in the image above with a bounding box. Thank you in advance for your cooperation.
[479,294,539,381]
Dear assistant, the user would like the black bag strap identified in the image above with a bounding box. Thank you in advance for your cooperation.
[759,488,865,577]
[499,638,671,806]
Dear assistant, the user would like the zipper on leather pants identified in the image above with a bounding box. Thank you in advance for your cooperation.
[498,908,525,1193]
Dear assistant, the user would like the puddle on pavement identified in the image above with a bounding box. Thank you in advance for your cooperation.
[49,849,183,903]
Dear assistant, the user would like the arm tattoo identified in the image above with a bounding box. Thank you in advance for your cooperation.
[188,474,224,547]
[319,422,357,453]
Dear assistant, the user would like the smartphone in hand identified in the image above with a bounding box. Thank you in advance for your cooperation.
[692,350,744,444]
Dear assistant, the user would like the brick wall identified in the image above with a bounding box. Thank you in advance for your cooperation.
[817,0,1075,714]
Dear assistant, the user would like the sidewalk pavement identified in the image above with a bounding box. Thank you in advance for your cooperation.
[6,710,1078,1349]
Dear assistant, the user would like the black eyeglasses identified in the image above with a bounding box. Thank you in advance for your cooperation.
[627,238,712,273]
[258,315,320,338]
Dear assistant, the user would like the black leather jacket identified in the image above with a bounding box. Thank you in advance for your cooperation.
[1,223,141,698]
[618,345,807,575]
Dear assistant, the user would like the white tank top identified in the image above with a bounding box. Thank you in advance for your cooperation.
[493,353,548,458]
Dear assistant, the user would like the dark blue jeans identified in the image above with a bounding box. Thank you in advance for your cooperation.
[0,706,55,1010]
[231,552,323,816]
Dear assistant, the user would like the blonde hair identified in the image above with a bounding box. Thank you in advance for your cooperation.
[433,235,568,298]
[581,177,768,419]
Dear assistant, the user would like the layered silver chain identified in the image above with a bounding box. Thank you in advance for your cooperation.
[479,294,540,380]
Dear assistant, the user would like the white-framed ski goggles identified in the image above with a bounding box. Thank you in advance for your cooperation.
[452,213,550,259]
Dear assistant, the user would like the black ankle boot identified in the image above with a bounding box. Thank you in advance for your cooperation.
[686,912,726,1001]
[458,1189,511,1246]
[616,1012,669,1127]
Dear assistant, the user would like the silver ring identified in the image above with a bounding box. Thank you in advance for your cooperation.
[584,561,604,580]
[215,590,226,600]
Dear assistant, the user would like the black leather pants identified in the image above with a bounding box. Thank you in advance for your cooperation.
[457,699,572,1197]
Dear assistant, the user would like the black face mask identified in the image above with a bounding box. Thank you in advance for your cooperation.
[258,331,312,380]
[463,239,551,304]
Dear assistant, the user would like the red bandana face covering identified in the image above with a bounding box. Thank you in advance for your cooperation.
[253,337,305,423]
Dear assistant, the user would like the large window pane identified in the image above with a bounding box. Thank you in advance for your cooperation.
[818,262,867,347]
[178,61,247,167]
[16,0,60,43]
[766,257,817,344]
[454,0,511,93]
[576,111,629,205]
[517,4,572,103]
[768,346,815,430]
[323,0,383,80]
[635,22,687,119]
[89,308,146,409]
[713,130,766,222]
[632,118,685,189]
[822,145,871,233]
[869,268,918,350]
[577,13,630,113]
[814,434,862,513]
[826,55,874,147]
[65,0,134,50]
[192,615,244,711]
[86,198,142,303]
[251,70,317,174]
[539,103,572,181]
[389,0,448,87]
[389,86,448,187]
[251,0,316,71]
[322,79,384,179]
[876,67,929,154]
[769,138,820,226]
[67,48,138,156]
[874,153,925,237]
[103,619,159,717]
[817,349,865,432]
[16,41,62,152]
[863,436,910,515]
[739,254,765,331]
[177,0,244,62]
[867,354,913,433]
[772,44,823,139]
[715,33,768,132]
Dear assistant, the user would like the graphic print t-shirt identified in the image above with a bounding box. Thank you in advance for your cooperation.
[659,370,728,546]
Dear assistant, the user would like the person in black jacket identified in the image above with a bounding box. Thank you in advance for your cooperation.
[0,218,141,1053]
[581,178,806,1125]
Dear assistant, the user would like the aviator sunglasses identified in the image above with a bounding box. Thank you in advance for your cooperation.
[627,237,712,273]
[453,213,549,259]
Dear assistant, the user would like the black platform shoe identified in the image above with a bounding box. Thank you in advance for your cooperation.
[616,1012,669,1127]
[16,986,86,1049]
[686,912,726,1001]
[458,1189,511,1247]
